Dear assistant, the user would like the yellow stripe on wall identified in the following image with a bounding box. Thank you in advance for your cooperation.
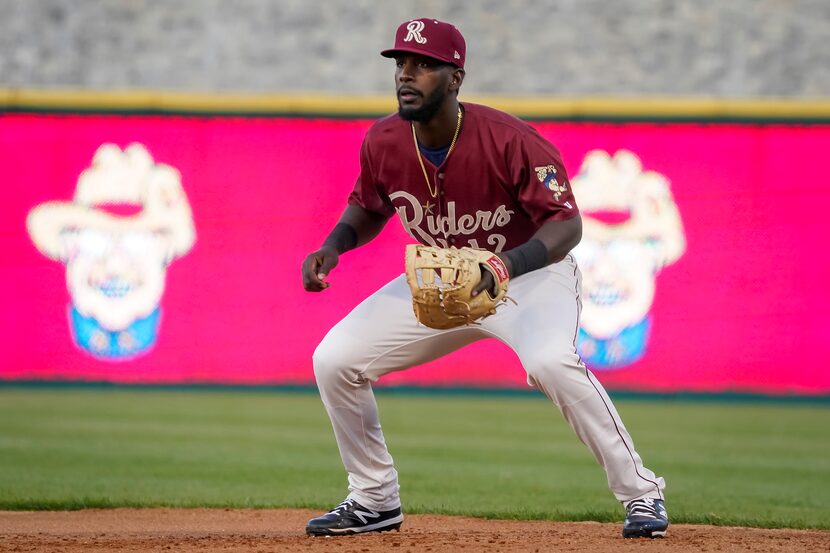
[2,88,829,119]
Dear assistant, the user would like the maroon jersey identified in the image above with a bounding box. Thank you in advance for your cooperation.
[349,102,578,252]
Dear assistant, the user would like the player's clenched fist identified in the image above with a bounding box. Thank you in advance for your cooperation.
[302,245,339,291]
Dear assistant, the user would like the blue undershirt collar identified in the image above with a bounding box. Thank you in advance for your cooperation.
[418,142,451,167]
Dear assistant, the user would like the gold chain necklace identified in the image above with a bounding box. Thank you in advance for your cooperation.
[412,107,463,198]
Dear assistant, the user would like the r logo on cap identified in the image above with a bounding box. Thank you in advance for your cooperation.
[404,20,427,44]
[381,18,466,68]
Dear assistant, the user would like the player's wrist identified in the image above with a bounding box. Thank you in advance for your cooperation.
[317,244,339,257]
[323,223,358,254]
[502,239,547,278]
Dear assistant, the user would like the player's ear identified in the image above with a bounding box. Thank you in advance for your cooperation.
[449,68,465,91]
[450,67,464,90]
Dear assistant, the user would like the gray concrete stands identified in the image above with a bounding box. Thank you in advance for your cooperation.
[1,0,828,96]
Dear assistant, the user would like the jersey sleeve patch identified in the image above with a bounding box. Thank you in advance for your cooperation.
[534,164,569,202]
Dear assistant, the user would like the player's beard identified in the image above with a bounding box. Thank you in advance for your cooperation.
[398,86,446,123]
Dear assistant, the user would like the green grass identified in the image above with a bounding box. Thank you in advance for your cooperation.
[0,388,828,529]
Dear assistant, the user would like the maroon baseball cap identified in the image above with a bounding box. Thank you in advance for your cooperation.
[381,18,466,68]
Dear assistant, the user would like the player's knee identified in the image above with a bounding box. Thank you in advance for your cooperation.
[312,342,339,387]
[312,330,359,388]
[521,340,583,384]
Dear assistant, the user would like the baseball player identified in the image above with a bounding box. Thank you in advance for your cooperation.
[301,18,668,539]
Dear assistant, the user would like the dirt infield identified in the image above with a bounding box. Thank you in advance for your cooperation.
[1,509,828,553]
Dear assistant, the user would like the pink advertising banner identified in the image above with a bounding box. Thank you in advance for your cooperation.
[0,112,828,394]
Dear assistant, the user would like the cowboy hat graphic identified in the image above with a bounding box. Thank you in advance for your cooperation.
[27,143,195,360]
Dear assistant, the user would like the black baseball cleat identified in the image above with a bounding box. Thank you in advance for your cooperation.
[622,497,669,538]
[306,498,404,536]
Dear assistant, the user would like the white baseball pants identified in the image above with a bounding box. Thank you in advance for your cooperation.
[312,254,665,511]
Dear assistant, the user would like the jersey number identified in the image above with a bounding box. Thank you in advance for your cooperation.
[467,235,507,252]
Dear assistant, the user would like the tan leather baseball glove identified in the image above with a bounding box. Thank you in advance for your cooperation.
[405,244,512,330]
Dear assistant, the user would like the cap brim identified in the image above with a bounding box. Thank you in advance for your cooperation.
[380,47,458,66]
